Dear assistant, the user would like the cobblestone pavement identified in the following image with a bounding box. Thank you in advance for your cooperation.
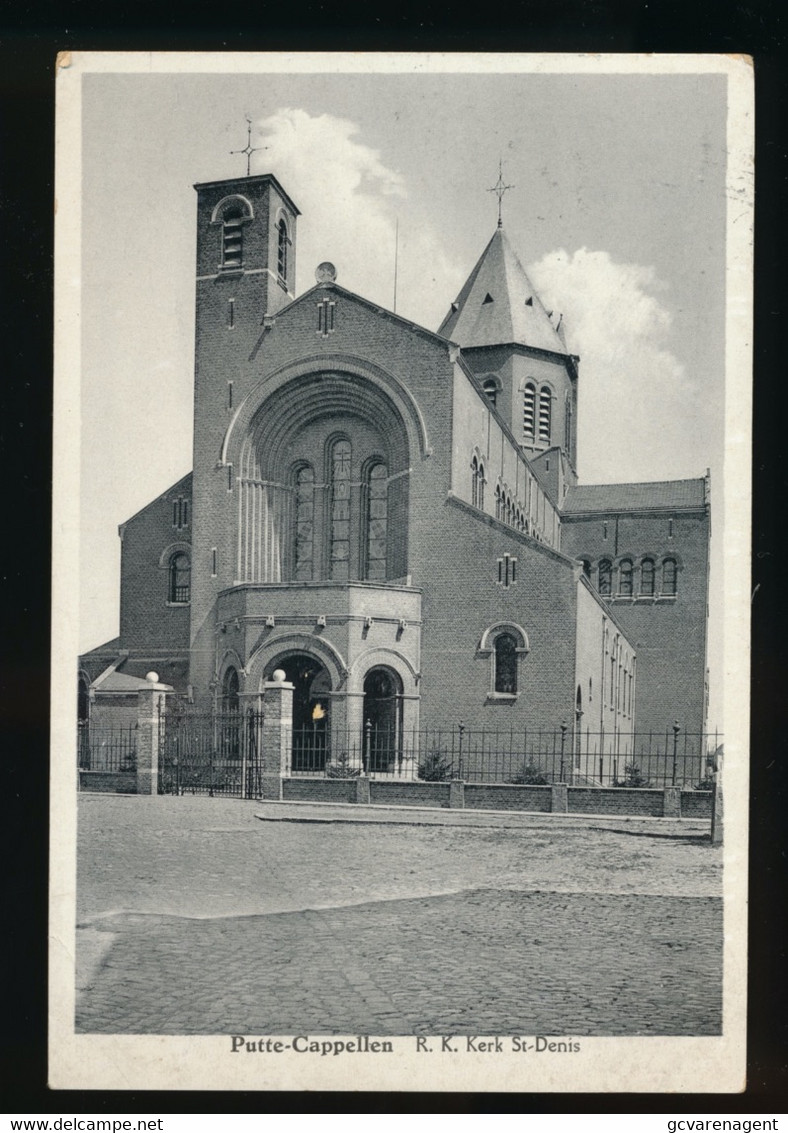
[76,796,722,1036]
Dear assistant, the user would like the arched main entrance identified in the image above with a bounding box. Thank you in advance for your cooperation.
[363,666,404,773]
[265,653,331,773]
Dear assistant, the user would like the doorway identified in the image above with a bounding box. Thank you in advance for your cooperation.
[267,653,331,772]
[363,666,403,773]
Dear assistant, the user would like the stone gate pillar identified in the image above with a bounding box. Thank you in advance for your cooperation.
[261,670,294,800]
[136,672,172,795]
[711,750,724,846]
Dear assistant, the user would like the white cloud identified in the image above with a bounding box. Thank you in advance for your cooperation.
[257,108,461,328]
[528,248,704,483]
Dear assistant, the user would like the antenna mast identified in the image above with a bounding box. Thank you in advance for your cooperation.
[392,218,400,314]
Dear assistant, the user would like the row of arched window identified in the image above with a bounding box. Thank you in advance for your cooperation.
[470,455,486,510]
[217,195,290,281]
[292,440,389,582]
[581,556,678,598]
[495,485,529,535]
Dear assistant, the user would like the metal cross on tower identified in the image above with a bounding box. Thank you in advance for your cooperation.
[230,116,265,176]
[488,158,515,228]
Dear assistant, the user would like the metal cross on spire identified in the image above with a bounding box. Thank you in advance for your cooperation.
[230,116,264,176]
[488,158,515,228]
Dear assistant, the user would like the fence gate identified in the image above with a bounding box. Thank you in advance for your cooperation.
[159,709,265,798]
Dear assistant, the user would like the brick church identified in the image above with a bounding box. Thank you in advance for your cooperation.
[79,169,710,768]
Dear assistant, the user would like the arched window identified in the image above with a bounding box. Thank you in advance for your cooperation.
[662,557,678,596]
[277,218,289,280]
[641,558,655,597]
[538,386,552,444]
[168,552,190,604]
[329,439,352,581]
[598,558,612,597]
[477,463,485,510]
[222,208,244,269]
[494,633,518,695]
[471,456,479,508]
[523,382,536,441]
[495,484,502,520]
[564,391,572,453]
[364,461,388,581]
[580,558,592,579]
[292,464,315,581]
[619,558,633,597]
[482,378,498,409]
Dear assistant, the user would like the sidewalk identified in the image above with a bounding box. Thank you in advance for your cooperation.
[254,797,712,835]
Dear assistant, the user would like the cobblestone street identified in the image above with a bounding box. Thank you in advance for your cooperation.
[76,796,722,1036]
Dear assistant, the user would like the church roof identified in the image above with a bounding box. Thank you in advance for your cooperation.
[437,226,568,355]
[563,478,707,515]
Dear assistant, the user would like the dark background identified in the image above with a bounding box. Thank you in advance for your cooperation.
[2,0,785,1114]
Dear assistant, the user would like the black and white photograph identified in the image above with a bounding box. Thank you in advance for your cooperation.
[50,52,752,1093]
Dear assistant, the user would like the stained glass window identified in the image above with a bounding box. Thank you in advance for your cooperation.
[293,465,315,581]
[365,462,388,581]
[330,440,352,580]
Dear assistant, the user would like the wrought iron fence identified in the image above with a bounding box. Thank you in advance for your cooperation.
[289,722,721,789]
[77,720,137,773]
[158,708,265,798]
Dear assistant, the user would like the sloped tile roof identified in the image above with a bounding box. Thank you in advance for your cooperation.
[563,478,707,514]
[437,226,567,355]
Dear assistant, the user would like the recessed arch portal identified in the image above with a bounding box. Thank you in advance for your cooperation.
[236,369,411,584]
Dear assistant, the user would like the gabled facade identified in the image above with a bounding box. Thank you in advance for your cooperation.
[80,168,710,763]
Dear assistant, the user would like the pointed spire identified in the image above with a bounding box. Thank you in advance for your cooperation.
[437,227,566,355]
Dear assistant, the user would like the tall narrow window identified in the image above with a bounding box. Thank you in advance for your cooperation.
[168,552,190,604]
[564,391,572,452]
[482,378,497,409]
[495,485,502,521]
[523,382,536,441]
[222,208,244,269]
[662,558,677,596]
[277,218,289,280]
[293,465,315,581]
[329,439,352,581]
[365,462,388,581]
[538,386,552,443]
[471,456,479,508]
[641,558,655,597]
[619,558,633,597]
[598,558,612,597]
[477,463,485,510]
[494,633,518,695]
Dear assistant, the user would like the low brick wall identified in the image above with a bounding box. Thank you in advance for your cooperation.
[283,778,357,804]
[277,777,711,819]
[680,790,712,818]
[568,787,663,817]
[79,771,137,794]
[370,780,451,808]
[464,783,552,812]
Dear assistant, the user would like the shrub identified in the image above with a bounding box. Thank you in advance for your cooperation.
[507,760,550,786]
[614,762,651,788]
[694,775,715,791]
[418,749,453,781]
[325,752,361,779]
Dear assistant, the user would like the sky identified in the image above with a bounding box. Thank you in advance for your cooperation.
[73,60,734,728]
